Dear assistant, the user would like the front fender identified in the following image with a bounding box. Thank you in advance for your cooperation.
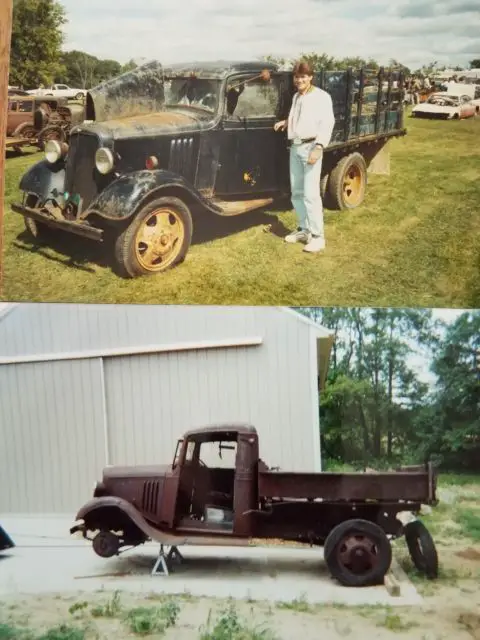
[70,496,180,545]
[83,169,221,222]
[18,159,66,202]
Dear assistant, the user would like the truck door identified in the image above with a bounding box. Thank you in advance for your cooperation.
[233,432,259,536]
[214,73,287,196]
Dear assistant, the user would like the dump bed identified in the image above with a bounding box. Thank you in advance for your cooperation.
[311,68,405,147]
[258,463,436,504]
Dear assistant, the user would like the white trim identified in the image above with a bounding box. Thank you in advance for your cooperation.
[98,357,110,466]
[0,336,263,365]
[309,328,322,472]
[277,307,333,338]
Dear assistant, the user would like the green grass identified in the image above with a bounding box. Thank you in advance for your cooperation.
[200,604,277,640]
[2,113,480,306]
[454,508,480,542]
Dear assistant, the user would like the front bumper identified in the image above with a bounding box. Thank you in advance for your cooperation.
[11,203,104,242]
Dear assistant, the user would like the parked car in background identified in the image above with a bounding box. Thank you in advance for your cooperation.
[8,87,30,96]
[6,95,85,150]
[28,84,87,100]
[411,92,476,119]
[447,83,480,112]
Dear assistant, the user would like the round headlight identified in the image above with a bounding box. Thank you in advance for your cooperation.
[45,140,62,164]
[95,147,114,175]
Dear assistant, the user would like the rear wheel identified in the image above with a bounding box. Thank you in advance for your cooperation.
[328,152,367,210]
[12,123,37,140]
[114,196,193,278]
[324,518,392,587]
[38,124,66,149]
[404,520,438,579]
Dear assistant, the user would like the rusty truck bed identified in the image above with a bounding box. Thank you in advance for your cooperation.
[258,464,436,504]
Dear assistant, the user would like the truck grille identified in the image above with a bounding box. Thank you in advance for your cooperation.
[64,131,101,213]
[168,137,194,180]
[142,480,160,515]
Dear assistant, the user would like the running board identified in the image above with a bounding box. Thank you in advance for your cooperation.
[212,197,274,216]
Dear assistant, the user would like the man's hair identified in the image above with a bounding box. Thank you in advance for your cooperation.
[292,60,314,77]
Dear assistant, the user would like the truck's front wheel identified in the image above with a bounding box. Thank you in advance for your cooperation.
[114,196,193,277]
[328,152,367,210]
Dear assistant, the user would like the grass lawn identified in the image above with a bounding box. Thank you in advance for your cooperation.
[2,112,480,306]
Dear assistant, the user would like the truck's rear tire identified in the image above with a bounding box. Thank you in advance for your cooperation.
[404,520,438,579]
[114,196,193,278]
[328,152,367,210]
[324,518,392,587]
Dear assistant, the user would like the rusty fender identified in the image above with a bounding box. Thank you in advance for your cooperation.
[82,169,222,222]
[70,496,180,545]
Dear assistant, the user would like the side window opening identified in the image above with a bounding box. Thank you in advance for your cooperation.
[226,79,279,118]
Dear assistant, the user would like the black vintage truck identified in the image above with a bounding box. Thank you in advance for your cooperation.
[12,60,405,277]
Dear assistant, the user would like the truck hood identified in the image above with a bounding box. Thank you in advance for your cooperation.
[80,109,208,139]
[103,463,171,480]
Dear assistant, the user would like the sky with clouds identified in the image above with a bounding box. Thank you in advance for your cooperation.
[58,0,480,70]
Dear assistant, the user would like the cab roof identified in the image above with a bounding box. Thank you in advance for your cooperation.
[183,423,258,440]
[163,60,278,79]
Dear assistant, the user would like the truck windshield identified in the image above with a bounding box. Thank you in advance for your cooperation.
[164,77,221,114]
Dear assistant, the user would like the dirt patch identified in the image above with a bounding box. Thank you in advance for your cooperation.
[456,547,480,561]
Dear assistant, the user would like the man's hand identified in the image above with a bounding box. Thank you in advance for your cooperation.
[307,145,323,165]
[274,119,287,132]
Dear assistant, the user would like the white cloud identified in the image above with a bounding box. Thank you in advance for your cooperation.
[58,0,480,69]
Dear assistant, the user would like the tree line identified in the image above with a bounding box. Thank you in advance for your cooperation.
[9,0,480,90]
[297,308,480,472]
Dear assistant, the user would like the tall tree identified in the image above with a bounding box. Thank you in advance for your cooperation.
[10,0,67,88]
[469,59,480,69]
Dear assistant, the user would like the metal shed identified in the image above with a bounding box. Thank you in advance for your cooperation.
[0,304,333,514]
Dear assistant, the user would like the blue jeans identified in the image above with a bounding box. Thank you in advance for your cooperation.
[289,142,324,238]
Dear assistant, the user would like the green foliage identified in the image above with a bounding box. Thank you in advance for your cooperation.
[35,626,85,640]
[10,0,67,88]
[124,600,179,635]
[469,59,480,69]
[58,50,122,89]
[200,604,277,640]
[90,591,121,618]
[455,508,480,542]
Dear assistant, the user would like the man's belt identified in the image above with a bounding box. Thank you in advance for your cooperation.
[289,137,316,146]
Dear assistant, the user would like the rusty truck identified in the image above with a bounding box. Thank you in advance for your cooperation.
[70,424,438,586]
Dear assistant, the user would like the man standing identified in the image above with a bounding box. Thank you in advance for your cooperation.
[274,60,335,253]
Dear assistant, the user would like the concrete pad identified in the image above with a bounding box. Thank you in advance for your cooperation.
[0,515,422,606]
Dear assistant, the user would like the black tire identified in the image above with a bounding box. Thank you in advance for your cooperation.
[320,172,331,207]
[404,520,438,579]
[114,196,193,278]
[23,194,52,241]
[34,106,50,130]
[12,123,37,140]
[38,124,66,150]
[327,152,367,211]
[324,518,392,587]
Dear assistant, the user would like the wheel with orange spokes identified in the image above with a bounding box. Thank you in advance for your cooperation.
[328,152,367,210]
[114,196,193,277]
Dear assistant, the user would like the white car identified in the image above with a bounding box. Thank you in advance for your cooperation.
[411,92,476,119]
[27,84,87,100]
[447,83,480,113]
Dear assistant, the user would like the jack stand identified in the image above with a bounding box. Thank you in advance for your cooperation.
[151,544,184,576]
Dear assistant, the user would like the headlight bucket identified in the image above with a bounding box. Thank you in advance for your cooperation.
[45,140,68,164]
[95,147,114,175]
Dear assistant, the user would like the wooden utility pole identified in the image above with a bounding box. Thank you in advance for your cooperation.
[0,0,13,296]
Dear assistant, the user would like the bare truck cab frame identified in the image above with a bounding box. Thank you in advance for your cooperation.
[71,424,439,587]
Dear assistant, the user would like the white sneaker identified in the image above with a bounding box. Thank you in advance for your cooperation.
[303,236,326,253]
[285,228,312,244]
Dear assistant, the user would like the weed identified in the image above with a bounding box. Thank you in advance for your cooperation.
[199,604,277,640]
[124,599,179,636]
[276,595,312,613]
[90,591,121,618]
[35,625,86,640]
[67,603,88,617]
[378,612,417,632]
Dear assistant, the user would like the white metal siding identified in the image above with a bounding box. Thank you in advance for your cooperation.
[0,359,106,512]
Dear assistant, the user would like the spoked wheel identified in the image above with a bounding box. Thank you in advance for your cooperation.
[38,125,66,150]
[92,530,120,558]
[324,519,392,587]
[328,152,367,210]
[114,196,193,278]
[404,520,438,579]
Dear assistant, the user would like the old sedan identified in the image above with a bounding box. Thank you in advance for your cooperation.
[411,92,476,119]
